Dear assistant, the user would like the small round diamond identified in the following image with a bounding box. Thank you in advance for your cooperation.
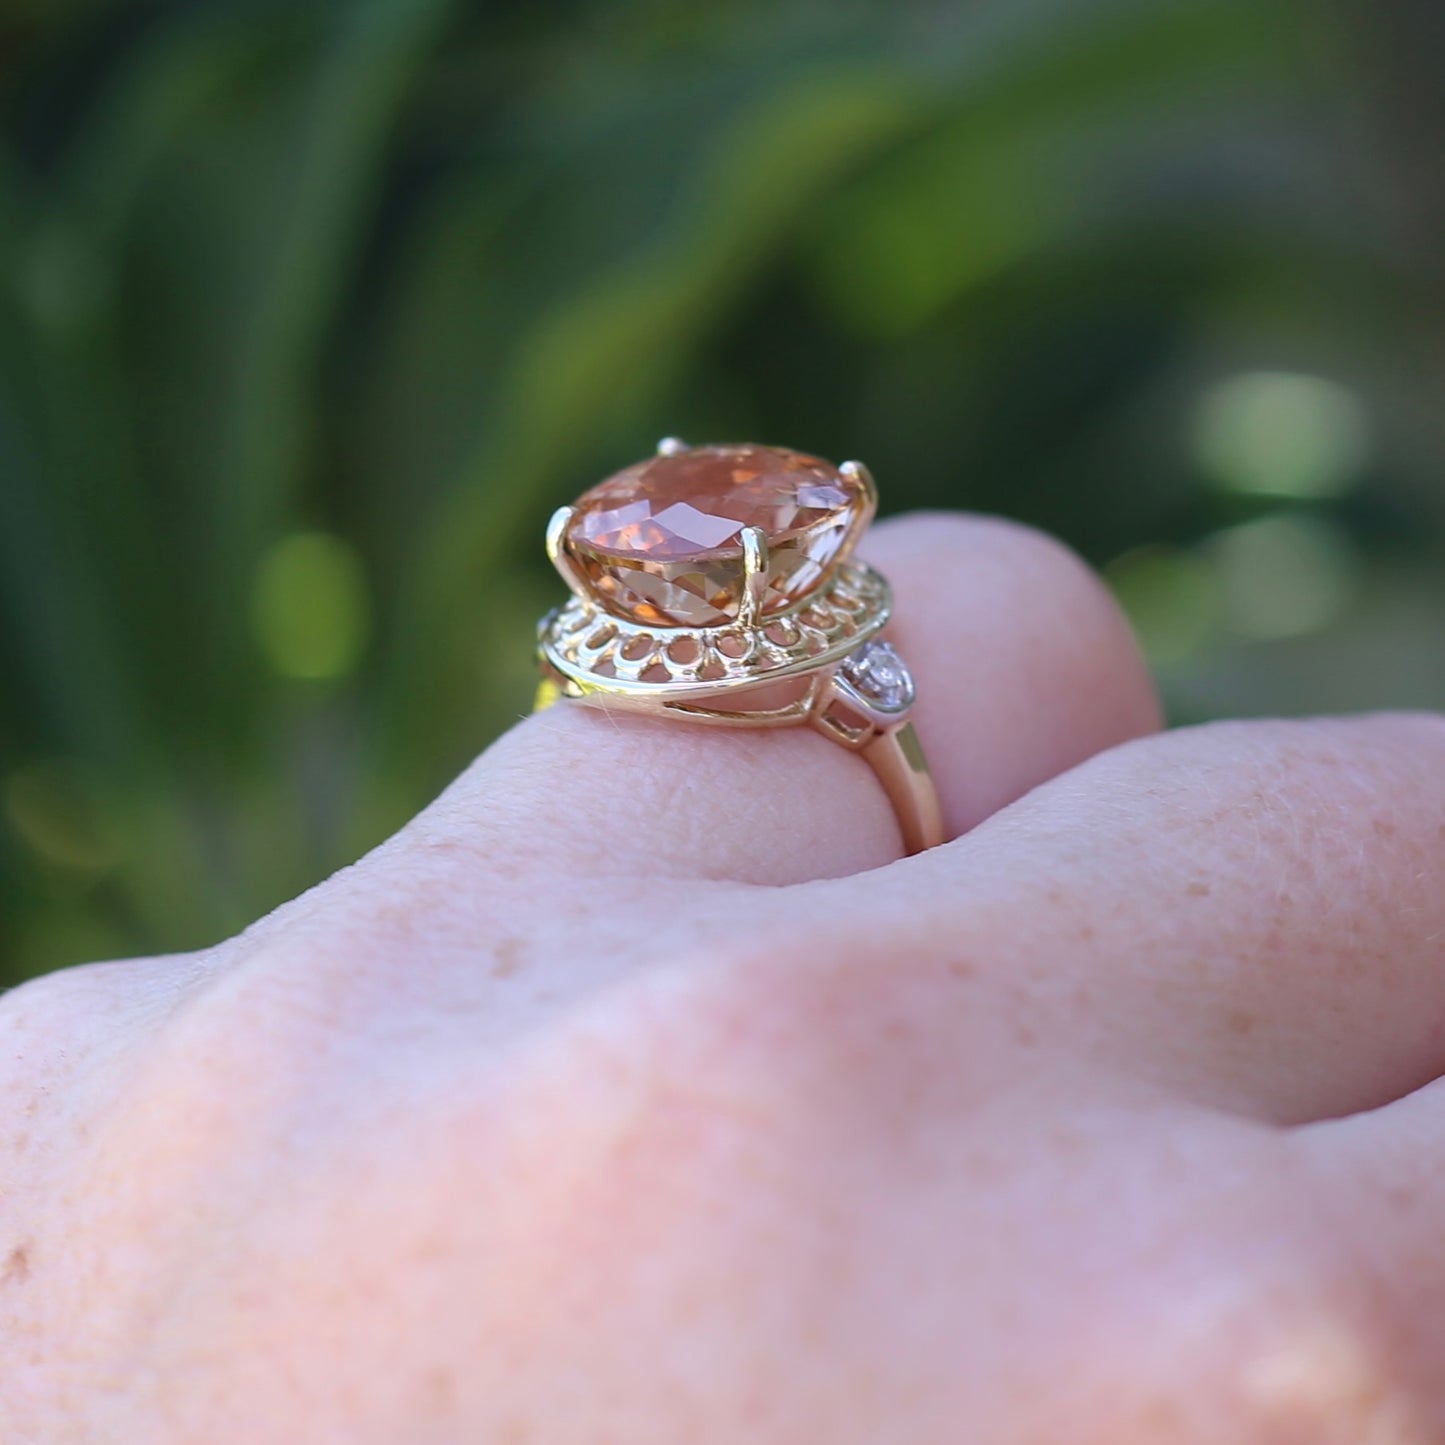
[839,639,915,713]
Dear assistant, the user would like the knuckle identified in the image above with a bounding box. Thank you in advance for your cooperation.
[0,955,189,1118]
[1226,1325,1409,1443]
[425,948,885,1379]
[1099,1237,1417,1444]
[0,968,97,1140]
[0,964,98,1061]
[901,511,1128,625]
[492,943,856,1228]
[68,936,387,1225]
[494,931,952,1241]
[885,512,1160,738]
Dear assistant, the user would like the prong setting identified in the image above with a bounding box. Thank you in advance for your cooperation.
[839,460,878,558]
[839,459,878,510]
[545,505,587,597]
[738,526,770,630]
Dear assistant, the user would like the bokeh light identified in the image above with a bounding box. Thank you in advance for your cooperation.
[1106,546,1219,666]
[251,533,371,683]
[1192,372,1372,501]
[1205,514,1361,642]
[5,762,118,878]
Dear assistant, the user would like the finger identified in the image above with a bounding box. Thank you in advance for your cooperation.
[1288,1085,1445,1427]
[856,713,1445,1123]
[374,513,1159,894]
[864,514,1162,836]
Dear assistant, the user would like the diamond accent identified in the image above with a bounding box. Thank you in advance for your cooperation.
[839,639,915,713]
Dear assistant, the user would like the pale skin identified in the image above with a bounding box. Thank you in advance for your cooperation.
[4,514,1445,1443]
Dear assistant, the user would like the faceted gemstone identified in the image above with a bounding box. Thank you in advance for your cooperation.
[839,639,915,713]
[566,443,866,627]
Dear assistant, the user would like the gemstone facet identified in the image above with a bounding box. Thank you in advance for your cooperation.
[839,639,915,713]
[566,444,866,627]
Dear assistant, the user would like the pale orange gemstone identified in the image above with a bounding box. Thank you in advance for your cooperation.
[566,444,865,627]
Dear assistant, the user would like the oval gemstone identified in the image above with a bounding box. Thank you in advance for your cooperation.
[566,443,865,627]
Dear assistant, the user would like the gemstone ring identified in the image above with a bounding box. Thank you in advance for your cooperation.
[535,439,945,855]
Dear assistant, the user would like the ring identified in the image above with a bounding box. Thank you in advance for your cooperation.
[535,439,945,855]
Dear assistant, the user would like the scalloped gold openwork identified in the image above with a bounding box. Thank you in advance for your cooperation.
[535,439,945,853]
[541,560,890,719]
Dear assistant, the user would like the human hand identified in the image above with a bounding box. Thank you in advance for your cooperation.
[4,515,1444,1443]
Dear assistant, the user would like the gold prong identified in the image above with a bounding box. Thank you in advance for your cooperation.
[656,436,689,457]
[545,505,587,597]
[839,459,878,560]
[840,459,878,515]
[738,525,769,630]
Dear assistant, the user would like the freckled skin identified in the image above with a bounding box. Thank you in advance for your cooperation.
[490,937,529,980]
[2,1247,30,1286]
[3,517,1445,1443]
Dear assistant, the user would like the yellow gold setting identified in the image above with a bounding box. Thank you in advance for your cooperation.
[540,560,890,711]
[535,439,945,853]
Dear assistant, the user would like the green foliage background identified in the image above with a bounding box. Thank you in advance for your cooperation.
[2,0,1443,981]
